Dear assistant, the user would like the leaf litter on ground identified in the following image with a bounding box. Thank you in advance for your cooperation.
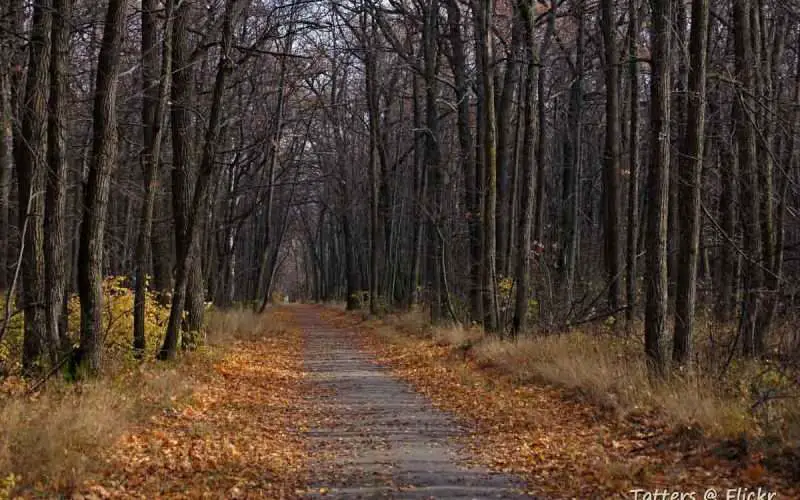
[74,309,315,499]
[319,307,799,499]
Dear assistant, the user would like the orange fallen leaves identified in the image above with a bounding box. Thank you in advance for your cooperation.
[322,309,799,500]
[78,311,311,499]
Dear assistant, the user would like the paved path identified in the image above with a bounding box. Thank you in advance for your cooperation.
[297,307,532,499]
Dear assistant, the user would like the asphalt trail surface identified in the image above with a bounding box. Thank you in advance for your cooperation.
[297,306,532,499]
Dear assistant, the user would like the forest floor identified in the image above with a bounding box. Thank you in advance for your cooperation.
[70,308,314,499]
[11,304,796,499]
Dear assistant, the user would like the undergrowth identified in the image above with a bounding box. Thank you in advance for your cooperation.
[378,308,800,447]
[0,284,277,497]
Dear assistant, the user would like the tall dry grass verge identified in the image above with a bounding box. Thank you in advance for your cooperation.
[384,309,800,447]
[205,305,295,343]
[0,360,196,495]
[0,308,280,497]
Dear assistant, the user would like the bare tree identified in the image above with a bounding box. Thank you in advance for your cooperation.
[134,0,173,354]
[77,0,129,374]
[13,0,52,371]
[673,0,709,366]
[732,0,762,357]
[159,0,242,360]
[600,0,622,311]
[644,0,673,375]
[512,0,539,336]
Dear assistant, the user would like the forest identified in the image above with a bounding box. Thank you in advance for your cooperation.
[3,0,798,373]
[1,0,800,495]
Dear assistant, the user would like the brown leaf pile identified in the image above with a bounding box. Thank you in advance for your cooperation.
[322,309,799,499]
[78,312,311,499]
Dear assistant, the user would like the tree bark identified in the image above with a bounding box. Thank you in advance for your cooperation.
[0,0,25,295]
[753,3,786,343]
[13,0,52,372]
[134,0,173,354]
[445,0,480,323]
[644,0,673,376]
[512,0,539,336]
[561,1,584,309]
[496,12,522,278]
[732,0,763,357]
[600,0,622,311]
[626,0,640,324]
[673,0,709,366]
[422,0,443,323]
[408,73,427,308]
[159,0,240,360]
[365,15,380,316]
[45,0,71,357]
[0,73,12,293]
[668,0,688,300]
[77,0,128,374]
[477,0,499,332]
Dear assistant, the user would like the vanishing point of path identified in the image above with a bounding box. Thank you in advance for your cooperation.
[296,306,532,499]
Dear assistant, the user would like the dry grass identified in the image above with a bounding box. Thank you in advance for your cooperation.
[0,308,278,497]
[385,309,800,444]
[0,382,130,492]
[470,333,758,437]
[0,361,195,494]
[205,305,293,343]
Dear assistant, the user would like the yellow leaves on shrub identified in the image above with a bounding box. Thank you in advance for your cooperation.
[66,276,172,358]
[0,296,25,373]
[2,277,172,372]
[0,473,18,500]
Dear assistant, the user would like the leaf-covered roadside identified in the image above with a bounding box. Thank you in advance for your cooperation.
[75,309,312,499]
[322,308,799,499]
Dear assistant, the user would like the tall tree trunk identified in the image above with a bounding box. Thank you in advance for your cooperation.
[732,0,762,357]
[673,0,709,366]
[561,1,584,309]
[601,0,622,311]
[423,0,443,323]
[716,121,738,320]
[0,73,11,292]
[445,0,480,323]
[0,0,25,294]
[626,0,640,323]
[478,0,499,332]
[753,5,786,342]
[14,0,52,372]
[167,1,204,337]
[512,0,539,336]
[77,0,128,374]
[644,0,673,376]
[365,16,380,316]
[168,1,205,336]
[45,0,71,357]
[255,35,291,313]
[668,0,688,300]
[134,0,173,354]
[533,7,555,248]
[159,0,240,360]
[408,73,426,307]
[496,13,521,278]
